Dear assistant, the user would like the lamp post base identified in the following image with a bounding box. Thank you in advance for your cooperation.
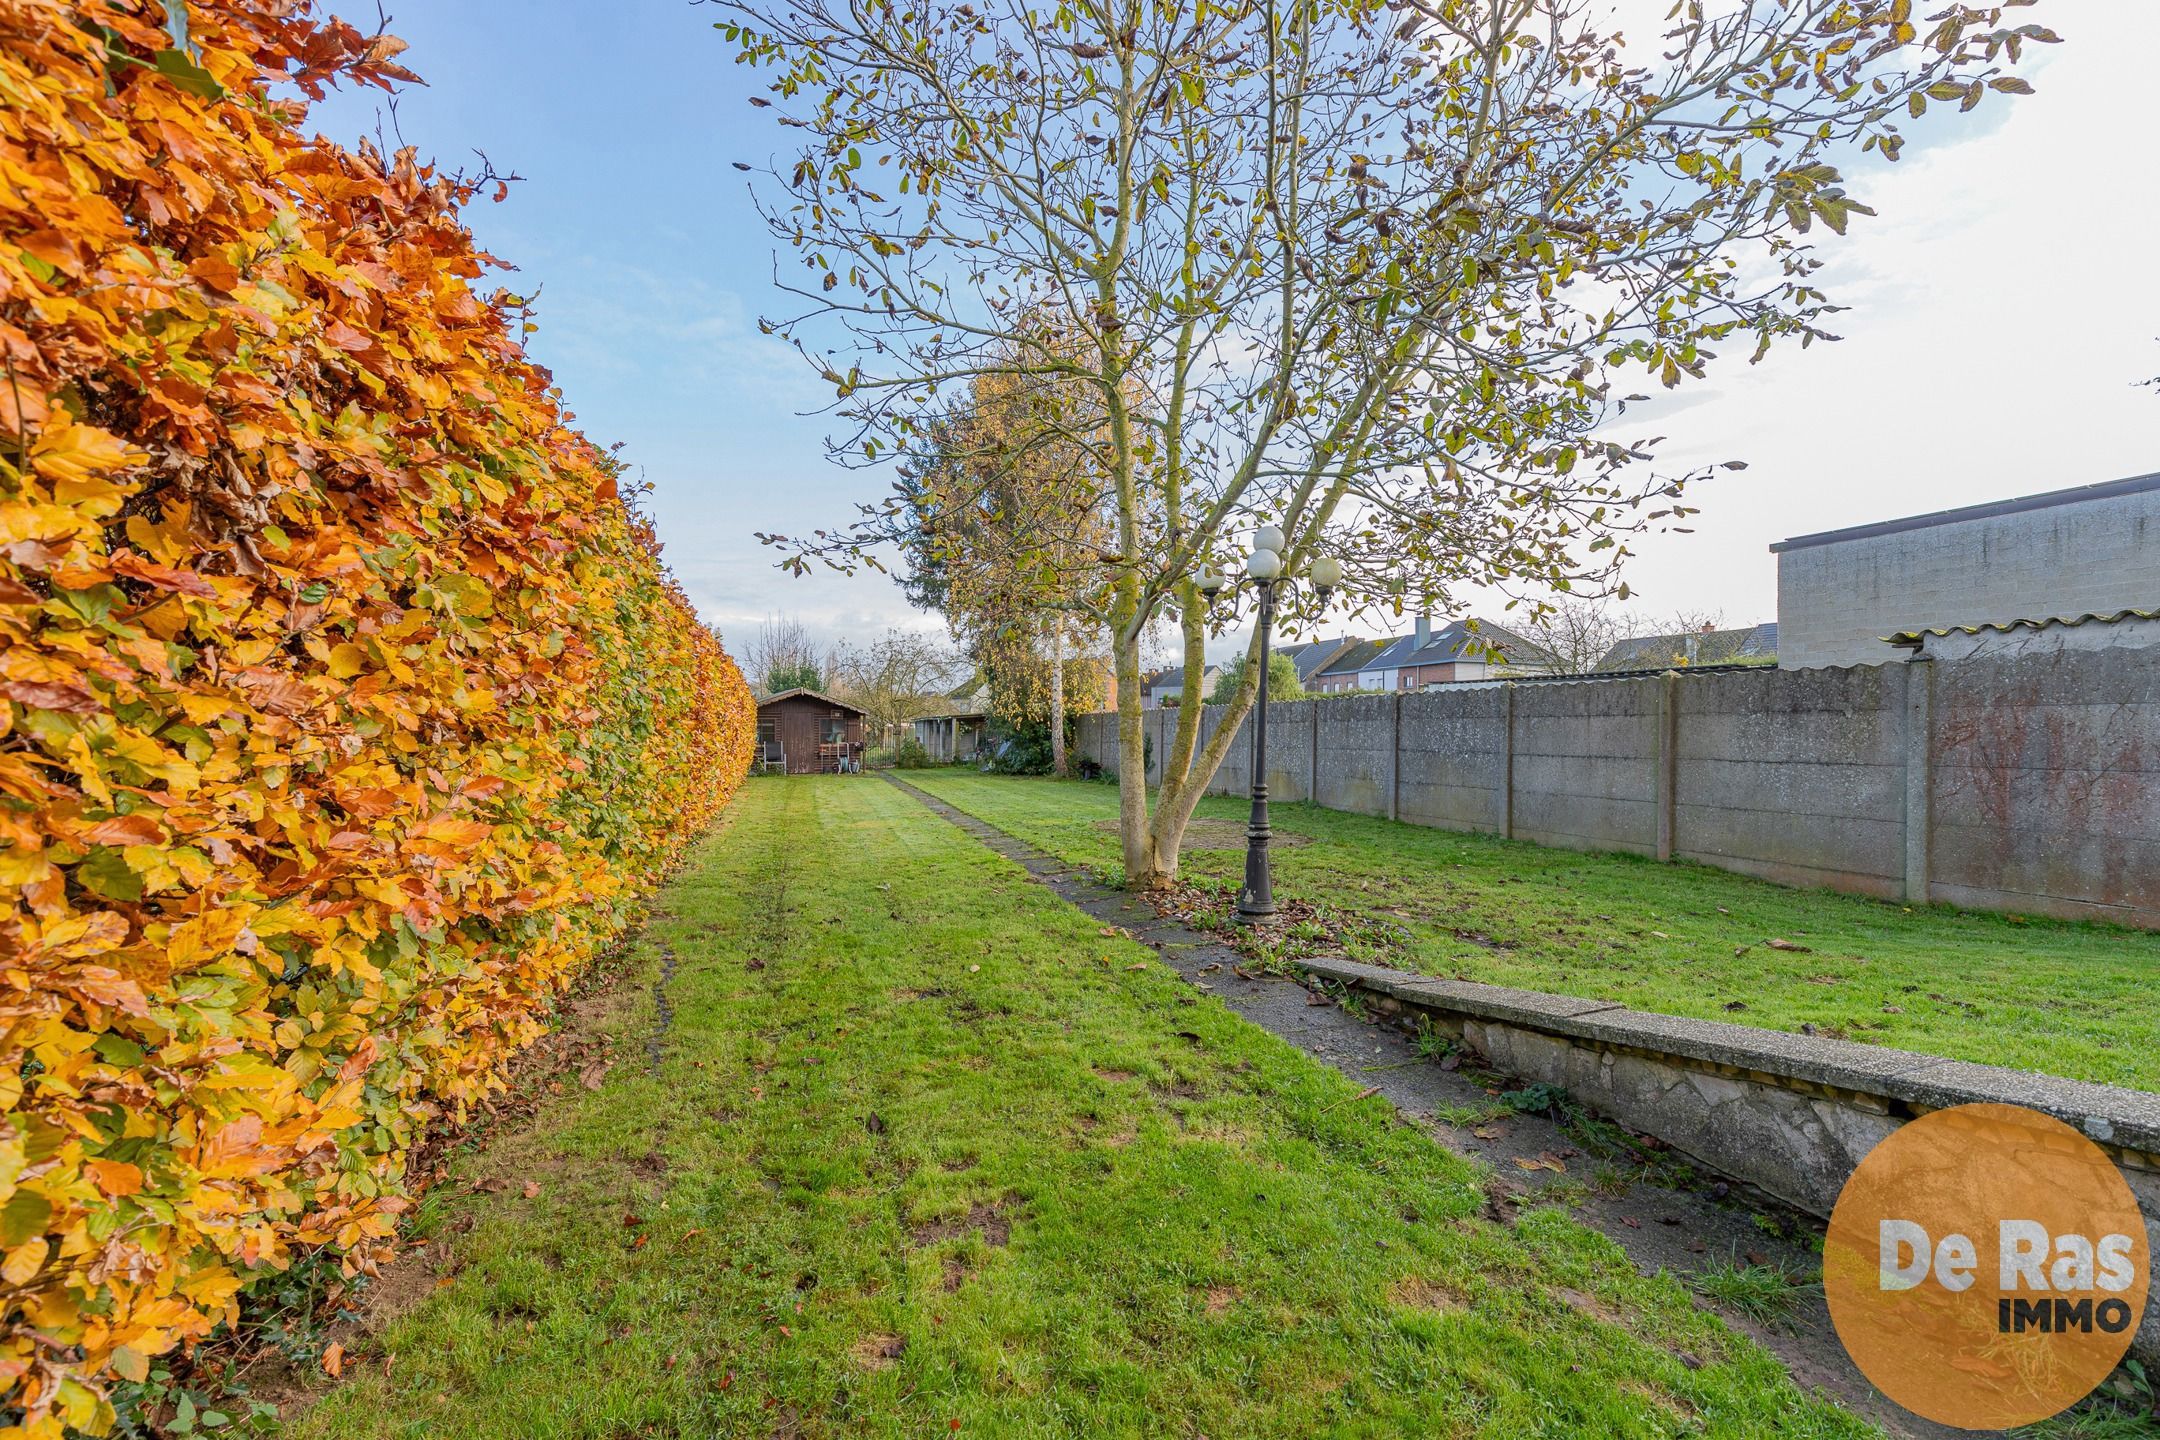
[1236,782,1276,923]
[1238,577,1281,925]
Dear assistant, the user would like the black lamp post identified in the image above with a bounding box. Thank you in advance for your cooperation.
[1199,530,1340,924]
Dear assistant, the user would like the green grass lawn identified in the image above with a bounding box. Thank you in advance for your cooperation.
[278,777,1877,1439]
[901,772,2160,1092]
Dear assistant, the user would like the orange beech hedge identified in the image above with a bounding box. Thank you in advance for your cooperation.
[0,3,753,1432]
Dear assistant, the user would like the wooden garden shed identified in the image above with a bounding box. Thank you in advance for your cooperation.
[755,688,868,774]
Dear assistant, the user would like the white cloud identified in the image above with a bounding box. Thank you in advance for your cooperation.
[1578,1,2158,623]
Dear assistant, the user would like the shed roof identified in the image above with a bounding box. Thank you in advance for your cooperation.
[1885,608,2160,649]
[1770,470,2160,554]
[756,686,870,716]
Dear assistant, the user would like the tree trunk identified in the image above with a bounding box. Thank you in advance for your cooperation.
[1146,626,1268,880]
[1047,619,1067,778]
[1110,619,1162,885]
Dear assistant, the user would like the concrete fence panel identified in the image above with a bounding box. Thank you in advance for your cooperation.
[1074,644,2157,927]
[1510,676,1661,855]
[1255,699,1319,804]
[1311,694,1397,815]
[1930,648,2160,924]
[1671,664,1908,896]
[1074,712,1118,773]
[1397,687,1507,832]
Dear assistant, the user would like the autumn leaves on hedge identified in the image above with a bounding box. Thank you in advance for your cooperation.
[0,4,752,1433]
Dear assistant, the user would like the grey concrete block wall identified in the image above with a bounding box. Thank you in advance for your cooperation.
[1775,477,2160,670]
[1067,643,2158,928]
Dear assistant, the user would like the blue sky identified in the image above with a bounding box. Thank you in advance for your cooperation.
[311,2,2159,661]
[310,1,868,651]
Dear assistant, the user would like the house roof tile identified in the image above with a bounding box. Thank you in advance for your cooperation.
[1598,622,1778,669]
[1314,639,1388,676]
[1364,618,1559,671]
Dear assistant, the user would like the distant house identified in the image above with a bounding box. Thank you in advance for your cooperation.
[1393,617,1557,688]
[1142,664,1220,707]
[1886,608,2160,662]
[1599,622,1778,671]
[755,688,867,774]
[1311,617,1555,692]
[1309,639,1388,693]
[1276,636,1363,688]
[942,672,992,712]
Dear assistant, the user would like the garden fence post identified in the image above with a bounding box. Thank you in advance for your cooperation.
[1309,700,1320,803]
[1498,682,1515,839]
[1387,691,1401,822]
[1902,658,1934,904]
[1656,670,1679,862]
